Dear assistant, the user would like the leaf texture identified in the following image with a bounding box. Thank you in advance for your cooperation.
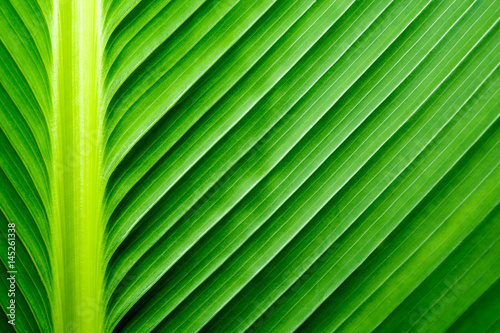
[0,0,498,332]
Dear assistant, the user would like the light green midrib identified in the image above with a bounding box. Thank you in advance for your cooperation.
[50,0,104,332]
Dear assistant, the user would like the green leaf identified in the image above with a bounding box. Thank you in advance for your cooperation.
[0,0,498,332]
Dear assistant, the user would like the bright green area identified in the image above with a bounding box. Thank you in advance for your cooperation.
[0,0,498,332]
